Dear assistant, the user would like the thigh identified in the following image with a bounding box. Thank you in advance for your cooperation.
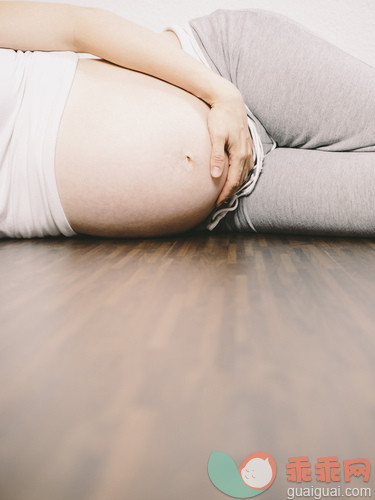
[190,9,375,151]
[219,148,375,236]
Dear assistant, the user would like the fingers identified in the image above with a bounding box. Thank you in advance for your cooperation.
[238,149,253,185]
[215,142,254,207]
[215,165,241,207]
[210,135,227,178]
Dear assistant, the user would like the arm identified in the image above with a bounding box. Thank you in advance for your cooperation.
[0,1,253,205]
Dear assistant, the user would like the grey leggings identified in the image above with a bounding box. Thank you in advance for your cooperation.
[189,9,375,236]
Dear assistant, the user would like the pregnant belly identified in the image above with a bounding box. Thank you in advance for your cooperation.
[55,58,227,237]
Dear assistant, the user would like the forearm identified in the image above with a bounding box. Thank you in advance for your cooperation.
[74,7,239,106]
[0,1,240,107]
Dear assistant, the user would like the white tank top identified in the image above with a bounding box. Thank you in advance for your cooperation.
[0,48,78,238]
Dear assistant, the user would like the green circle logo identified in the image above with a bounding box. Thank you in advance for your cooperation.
[208,451,277,498]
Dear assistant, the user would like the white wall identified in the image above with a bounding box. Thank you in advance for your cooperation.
[20,0,375,67]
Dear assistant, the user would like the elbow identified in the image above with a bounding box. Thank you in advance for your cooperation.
[72,6,117,55]
[71,6,102,54]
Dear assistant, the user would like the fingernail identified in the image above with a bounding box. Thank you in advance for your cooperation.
[212,166,222,177]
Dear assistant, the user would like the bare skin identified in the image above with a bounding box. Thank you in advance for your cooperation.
[55,33,228,237]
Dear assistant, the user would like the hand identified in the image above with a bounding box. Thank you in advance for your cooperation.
[207,88,254,207]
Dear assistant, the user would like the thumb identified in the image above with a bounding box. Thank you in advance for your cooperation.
[210,140,226,178]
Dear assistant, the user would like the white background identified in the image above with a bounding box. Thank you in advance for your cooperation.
[20,0,375,67]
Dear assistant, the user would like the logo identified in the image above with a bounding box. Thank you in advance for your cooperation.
[208,451,277,498]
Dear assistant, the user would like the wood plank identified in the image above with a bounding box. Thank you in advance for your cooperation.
[0,234,374,499]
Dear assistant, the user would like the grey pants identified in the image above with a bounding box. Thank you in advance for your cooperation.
[189,9,375,236]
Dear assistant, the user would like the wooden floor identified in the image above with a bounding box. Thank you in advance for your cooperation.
[0,233,374,499]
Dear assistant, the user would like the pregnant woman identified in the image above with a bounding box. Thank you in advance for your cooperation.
[1,2,374,239]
